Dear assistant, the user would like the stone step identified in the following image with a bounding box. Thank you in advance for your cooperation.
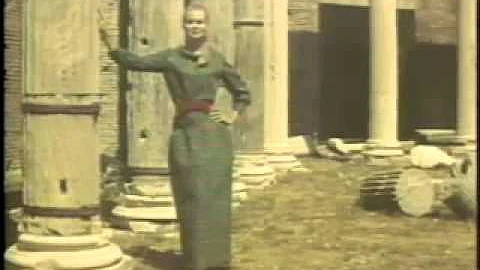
[415,129,465,145]
[112,206,177,221]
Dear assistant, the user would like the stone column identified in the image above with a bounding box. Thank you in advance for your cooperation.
[366,0,403,156]
[111,0,183,235]
[264,0,304,173]
[5,0,132,269]
[456,0,477,148]
[203,0,249,205]
[234,0,276,189]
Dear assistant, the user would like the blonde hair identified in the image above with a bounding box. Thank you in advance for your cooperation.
[184,1,209,23]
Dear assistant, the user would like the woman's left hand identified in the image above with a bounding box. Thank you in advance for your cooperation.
[209,110,238,125]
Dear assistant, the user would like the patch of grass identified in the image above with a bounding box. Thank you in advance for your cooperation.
[112,157,476,270]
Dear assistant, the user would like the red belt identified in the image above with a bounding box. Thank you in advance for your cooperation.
[175,99,213,118]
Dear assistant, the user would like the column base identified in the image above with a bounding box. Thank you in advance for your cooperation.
[364,140,404,157]
[112,206,177,221]
[15,233,109,251]
[445,142,477,157]
[464,142,477,152]
[124,175,172,197]
[110,174,178,237]
[232,182,249,206]
[232,157,249,204]
[111,177,248,233]
[111,173,177,226]
[265,151,310,173]
[5,234,133,270]
[110,210,179,238]
[363,149,404,157]
[112,184,177,225]
[456,139,477,152]
[235,151,276,189]
[111,198,178,236]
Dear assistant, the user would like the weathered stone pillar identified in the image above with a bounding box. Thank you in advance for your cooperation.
[5,0,132,269]
[203,0,250,204]
[366,0,403,156]
[111,0,183,233]
[234,0,276,189]
[264,0,304,172]
[456,0,477,148]
[203,0,235,63]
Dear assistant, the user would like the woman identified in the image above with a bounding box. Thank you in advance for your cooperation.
[99,2,251,270]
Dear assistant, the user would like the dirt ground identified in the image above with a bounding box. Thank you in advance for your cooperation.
[109,157,477,270]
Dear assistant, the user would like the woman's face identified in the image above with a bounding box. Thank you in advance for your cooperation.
[184,9,207,40]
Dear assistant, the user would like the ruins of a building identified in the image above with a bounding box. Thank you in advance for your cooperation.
[5,0,476,178]
[3,0,476,267]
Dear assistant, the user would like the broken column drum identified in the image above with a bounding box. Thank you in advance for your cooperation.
[443,153,477,219]
[360,170,402,211]
[360,168,439,217]
[360,165,475,218]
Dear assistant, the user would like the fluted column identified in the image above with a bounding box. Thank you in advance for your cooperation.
[366,0,403,156]
[456,0,477,148]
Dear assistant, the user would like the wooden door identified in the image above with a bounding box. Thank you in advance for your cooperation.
[126,0,183,178]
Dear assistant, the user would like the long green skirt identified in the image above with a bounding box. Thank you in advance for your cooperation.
[169,112,234,270]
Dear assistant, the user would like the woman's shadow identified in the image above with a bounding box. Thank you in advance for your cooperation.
[124,246,184,270]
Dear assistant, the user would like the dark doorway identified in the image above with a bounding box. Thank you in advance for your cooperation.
[398,10,417,140]
[405,44,458,131]
[289,5,455,141]
[289,30,322,136]
[317,5,370,140]
[316,5,418,141]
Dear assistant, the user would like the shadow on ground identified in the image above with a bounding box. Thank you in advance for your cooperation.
[126,248,183,270]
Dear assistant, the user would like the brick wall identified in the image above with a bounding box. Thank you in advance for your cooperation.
[97,0,122,160]
[415,0,457,44]
[289,0,319,31]
[4,0,24,171]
